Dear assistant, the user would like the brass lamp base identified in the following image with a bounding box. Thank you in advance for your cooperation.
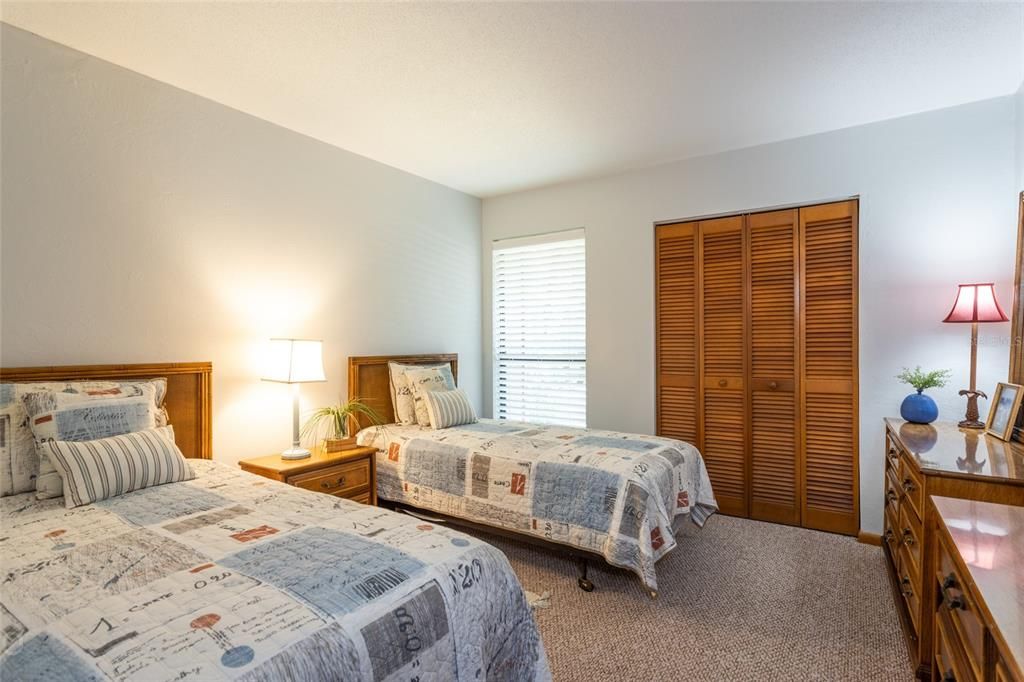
[957,389,987,430]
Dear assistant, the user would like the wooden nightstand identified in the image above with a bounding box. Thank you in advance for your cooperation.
[239,446,377,505]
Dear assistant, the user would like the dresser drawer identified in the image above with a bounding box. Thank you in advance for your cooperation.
[287,458,371,497]
[898,501,922,576]
[936,535,984,680]
[885,438,902,476]
[883,503,900,562]
[898,457,923,521]
[885,468,902,517]
[934,607,974,682]
[897,543,921,634]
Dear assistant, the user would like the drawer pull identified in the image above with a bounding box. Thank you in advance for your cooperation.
[887,448,899,460]
[718,379,728,388]
[886,490,898,503]
[902,478,915,493]
[900,575,913,598]
[940,574,965,611]
[883,529,895,543]
[320,476,347,490]
[902,529,915,546]
[768,381,778,390]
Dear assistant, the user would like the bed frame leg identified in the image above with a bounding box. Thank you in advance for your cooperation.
[576,557,594,592]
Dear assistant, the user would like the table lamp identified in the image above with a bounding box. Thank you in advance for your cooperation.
[942,283,1009,428]
[262,338,326,459]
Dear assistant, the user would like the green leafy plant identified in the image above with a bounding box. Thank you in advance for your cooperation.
[301,398,384,444]
[896,366,952,393]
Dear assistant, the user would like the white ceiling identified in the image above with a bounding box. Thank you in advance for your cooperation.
[2,2,1022,197]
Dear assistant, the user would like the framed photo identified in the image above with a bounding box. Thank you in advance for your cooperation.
[985,382,1024,441]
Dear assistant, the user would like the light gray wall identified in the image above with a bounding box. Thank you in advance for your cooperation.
[0,24,483,465]
[482,96,1018,534]
[1016,80,1024,190]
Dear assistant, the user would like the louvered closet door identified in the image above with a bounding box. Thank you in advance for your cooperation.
[747,209,801,525]
[699,216,748,517]
[800,200,859,535]
[656,222,699,446]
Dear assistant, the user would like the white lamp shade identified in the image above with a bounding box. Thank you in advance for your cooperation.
[262,338,326,383]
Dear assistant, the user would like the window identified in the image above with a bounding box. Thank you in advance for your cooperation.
[492,229,586,427]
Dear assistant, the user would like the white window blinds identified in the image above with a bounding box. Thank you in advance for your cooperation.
[493,230,586,427]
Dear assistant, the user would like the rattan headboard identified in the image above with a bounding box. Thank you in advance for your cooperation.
[348,354,458,430]
[0,362,213,459]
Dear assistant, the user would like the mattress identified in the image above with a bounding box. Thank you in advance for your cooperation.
[0,460,549,681]
[357,419,717,592]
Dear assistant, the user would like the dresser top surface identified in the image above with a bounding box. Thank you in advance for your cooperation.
[885,418,1024,483]
[932,496,1024,667]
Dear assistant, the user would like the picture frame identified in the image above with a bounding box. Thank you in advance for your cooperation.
[985,382,1024,441]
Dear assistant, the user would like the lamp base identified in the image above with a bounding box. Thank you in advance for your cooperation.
[281,447,312,461]
[957,388,988,430]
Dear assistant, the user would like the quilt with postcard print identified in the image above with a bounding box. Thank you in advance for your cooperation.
[357,419,718,592]
[0,461,549,682]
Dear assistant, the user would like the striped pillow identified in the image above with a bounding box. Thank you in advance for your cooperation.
[424,389,478,429]
[43,426,195,508]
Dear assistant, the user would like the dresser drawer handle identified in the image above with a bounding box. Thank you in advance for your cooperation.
[902,478,915,493]
[768,381,778,390]
[900,576,913,598]
[886,490,898,503]
[940,574,965,611]
[321,476,347,490]
[902,529,915,546]
[942,573,957,590]
[883,529,895,543]
[718,379,728,388]
[887,448,899,460]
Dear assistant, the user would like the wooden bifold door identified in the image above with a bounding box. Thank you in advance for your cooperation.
[655,199,859,535]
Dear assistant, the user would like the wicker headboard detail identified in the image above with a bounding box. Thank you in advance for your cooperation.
[348,354,458,430]
[0,362,213,459]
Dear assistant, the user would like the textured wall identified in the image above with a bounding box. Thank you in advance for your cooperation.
[1,24,483,465]
[483,97,1018,533]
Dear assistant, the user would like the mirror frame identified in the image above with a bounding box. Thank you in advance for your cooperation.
[1011,192,1023,442]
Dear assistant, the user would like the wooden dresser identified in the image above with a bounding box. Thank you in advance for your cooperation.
[883,419,1024,680]
[930,497,1022,682]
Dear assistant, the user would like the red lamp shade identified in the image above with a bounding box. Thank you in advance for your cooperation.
[942,283,1009,323]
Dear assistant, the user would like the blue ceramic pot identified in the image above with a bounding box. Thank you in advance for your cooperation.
[900,390,938,424]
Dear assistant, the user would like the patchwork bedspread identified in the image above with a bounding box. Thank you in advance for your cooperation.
[357,419,717,592]
[0,461,549,682]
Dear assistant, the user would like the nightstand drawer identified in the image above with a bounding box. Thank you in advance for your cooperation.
[288,459,370,496]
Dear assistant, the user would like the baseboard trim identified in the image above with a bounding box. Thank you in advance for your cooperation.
[857,531,882,546]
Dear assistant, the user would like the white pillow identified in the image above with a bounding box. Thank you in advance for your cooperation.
[404,366,457,426]
[388,362,448,425]
[424,389,478,429]
[1,379,167,498]
[44,425,194,508]
[21,383,164,499]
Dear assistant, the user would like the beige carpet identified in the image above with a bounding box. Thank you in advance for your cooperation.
[471,515,913,681]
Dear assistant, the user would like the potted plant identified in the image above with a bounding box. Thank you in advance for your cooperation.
[301,398,384,453]
[896,366,952,425]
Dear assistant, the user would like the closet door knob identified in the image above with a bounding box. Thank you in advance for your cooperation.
[768,381,778,390]
[718,379,728,388]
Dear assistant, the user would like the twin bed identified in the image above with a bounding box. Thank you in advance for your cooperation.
[0,363,548,682]
[349,354,718,596]
[0,355,716,681]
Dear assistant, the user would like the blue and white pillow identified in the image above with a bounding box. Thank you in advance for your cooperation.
[21,383,165,499]
[424,389,478,429]
[44,425,194,508]
[404,366,457,427]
